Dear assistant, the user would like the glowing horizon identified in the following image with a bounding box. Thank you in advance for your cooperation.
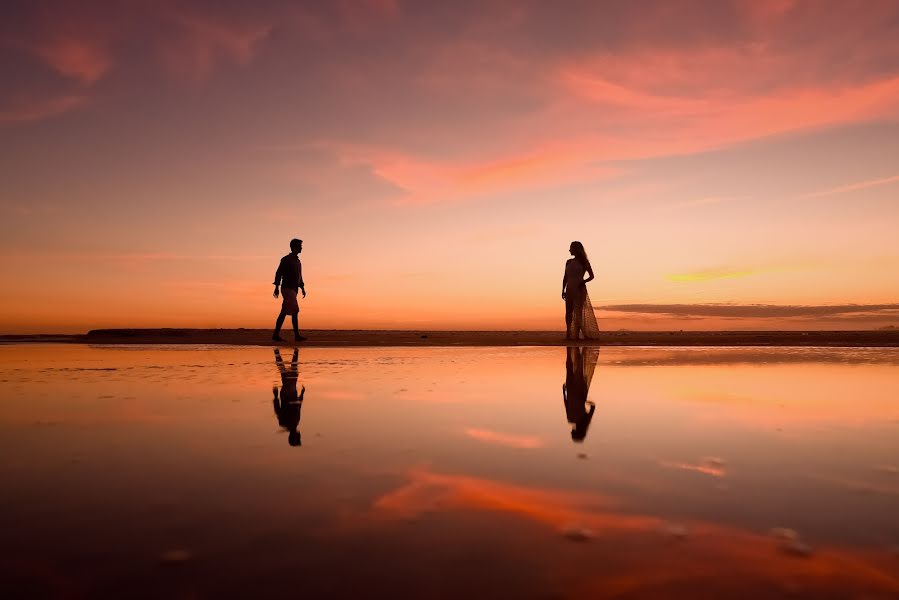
[2,0,898,333]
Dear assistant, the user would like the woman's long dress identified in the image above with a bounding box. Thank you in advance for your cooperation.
[565,259,600,339]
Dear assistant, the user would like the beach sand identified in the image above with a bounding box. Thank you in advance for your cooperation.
[2,329,895,347]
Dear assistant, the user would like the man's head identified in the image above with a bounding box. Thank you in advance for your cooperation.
[289,238,303,254]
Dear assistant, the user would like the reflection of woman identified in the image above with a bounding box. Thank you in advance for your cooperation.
[563,346,597,442]
[562,241,599,340]
[273,348,305,447]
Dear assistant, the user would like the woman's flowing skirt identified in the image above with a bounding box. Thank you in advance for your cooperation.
[581,288,600,339]
[570,284,600,340]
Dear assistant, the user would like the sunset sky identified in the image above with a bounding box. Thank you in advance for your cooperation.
[2,0,898,333]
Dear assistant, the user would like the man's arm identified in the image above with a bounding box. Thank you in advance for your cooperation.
[299,260,306,298]
[273,258,284,298]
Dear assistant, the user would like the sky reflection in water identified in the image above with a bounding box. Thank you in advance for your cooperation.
[1,344,897,598]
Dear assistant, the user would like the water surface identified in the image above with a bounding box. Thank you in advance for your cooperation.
[1,344,897,598]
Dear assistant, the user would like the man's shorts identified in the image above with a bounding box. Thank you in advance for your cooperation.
[281,288,299,315]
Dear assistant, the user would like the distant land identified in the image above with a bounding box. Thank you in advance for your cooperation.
[2,329,899,347]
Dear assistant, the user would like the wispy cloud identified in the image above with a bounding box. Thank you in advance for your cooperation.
[799,174,899,199]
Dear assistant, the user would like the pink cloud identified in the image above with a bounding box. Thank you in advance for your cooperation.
[316,55,899,201]
[285,2,899,203]
[8,2,276,91]
[1,0,119,87]
[33,36,112,84]
[159,8,273,84]
[556,58,899,158]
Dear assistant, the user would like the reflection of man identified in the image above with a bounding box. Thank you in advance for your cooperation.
[563,346,596,442]
[273,348,304,446]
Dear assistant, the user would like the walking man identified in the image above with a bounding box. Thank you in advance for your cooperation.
[272,238,306,342]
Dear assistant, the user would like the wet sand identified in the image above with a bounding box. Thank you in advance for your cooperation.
[19,328,899,347]
[1,344,898,599]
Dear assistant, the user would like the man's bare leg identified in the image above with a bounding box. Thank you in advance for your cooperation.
[273,312,287,341]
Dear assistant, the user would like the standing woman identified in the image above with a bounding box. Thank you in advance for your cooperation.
[562,241,600,339]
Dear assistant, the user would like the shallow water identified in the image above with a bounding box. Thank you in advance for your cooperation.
[1,344,897,599]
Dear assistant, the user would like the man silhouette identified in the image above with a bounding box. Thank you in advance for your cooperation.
[272,238,307,342]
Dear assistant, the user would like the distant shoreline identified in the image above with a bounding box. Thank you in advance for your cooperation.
[2,329,898,347]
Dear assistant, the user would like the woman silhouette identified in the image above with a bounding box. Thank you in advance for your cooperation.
[562,241,600,339]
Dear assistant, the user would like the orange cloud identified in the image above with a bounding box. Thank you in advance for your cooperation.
[371,468,899,596]
[373,468,628,528]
